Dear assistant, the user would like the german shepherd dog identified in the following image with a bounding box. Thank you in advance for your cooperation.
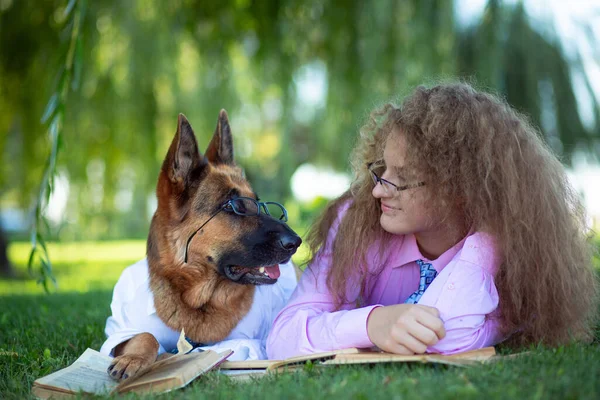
[106,111,301,380]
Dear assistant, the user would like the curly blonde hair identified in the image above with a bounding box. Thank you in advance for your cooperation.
[306,82,598,347]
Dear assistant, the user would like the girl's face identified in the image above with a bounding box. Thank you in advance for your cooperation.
[371,130,435,236]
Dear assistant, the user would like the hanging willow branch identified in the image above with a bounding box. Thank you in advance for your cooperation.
[28,0,86,292]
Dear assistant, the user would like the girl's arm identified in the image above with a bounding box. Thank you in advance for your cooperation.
[266,202,448,359]
[420,261,502,354]
[266,251,380,360]
[267,202,380,360]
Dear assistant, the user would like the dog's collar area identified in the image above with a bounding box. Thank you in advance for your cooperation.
[169,336,205,354]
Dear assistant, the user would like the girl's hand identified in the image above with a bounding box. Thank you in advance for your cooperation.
[366,304,446,354]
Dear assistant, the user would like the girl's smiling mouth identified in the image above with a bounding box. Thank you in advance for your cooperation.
[381,202,400,212]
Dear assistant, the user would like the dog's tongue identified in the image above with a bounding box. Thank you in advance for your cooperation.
[265,264,280,279]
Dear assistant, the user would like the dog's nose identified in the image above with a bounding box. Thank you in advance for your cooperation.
[279,232,302,251]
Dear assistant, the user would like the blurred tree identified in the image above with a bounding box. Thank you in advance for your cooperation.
[457,0,599,162]
[0,0,598,247]
[0,222,13,277]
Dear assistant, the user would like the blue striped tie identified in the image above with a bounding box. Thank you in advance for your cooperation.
[405,260,437,304]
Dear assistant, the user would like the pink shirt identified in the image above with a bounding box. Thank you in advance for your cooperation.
[266,208,502,360]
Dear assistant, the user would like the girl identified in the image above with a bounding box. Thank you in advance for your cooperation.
[267,83,598,359]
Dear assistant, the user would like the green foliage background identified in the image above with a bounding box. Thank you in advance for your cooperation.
[1,0,598,242]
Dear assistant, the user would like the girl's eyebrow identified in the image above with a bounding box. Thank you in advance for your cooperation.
[377,159,405,176]
[391,166,406,175]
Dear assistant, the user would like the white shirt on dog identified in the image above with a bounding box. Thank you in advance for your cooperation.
[99,259,297,361]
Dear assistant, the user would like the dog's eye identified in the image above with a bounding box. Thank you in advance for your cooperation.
[236,201,247,213]
[223,202,234,211]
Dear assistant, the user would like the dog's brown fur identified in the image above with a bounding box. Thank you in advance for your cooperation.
[108,333,159,379]
[107,111,299,381]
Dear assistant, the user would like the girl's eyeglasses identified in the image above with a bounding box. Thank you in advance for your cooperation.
[184,197,288,263]
[367,162,425,194]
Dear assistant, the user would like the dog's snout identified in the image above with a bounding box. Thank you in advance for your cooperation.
[279,232,302,251]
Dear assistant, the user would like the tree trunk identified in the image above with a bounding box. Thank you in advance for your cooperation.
[0,223,14,278]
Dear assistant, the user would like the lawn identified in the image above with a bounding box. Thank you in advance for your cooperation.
[1,241,599,399]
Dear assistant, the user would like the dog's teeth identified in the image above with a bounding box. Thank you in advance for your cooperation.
[259,267,265,273]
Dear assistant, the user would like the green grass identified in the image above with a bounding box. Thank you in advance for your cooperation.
[1,241,146,295]
[1,241,600,399]
[1,239,312,295]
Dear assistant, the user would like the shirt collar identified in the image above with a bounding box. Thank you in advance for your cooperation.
[429,235,466,272]
[391,234,422,268]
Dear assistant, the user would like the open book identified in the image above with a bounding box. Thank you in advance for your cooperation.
[32,344,497,396]
[218,346,496,378]
[31,348,232,398]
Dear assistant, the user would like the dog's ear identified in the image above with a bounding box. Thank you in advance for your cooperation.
[166,114,207,185]
[205,109,234,165]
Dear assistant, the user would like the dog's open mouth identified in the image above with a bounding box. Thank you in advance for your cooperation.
[224,264,281,284]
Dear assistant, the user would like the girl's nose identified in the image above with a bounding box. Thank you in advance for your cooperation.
[372,181,389,199]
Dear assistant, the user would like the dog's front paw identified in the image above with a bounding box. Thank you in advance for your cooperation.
[107,354,153,381]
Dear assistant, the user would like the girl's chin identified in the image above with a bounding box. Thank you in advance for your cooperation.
[380,215,408,235]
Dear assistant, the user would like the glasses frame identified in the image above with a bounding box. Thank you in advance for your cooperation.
[183,197,288,263]
[367,162,426,193]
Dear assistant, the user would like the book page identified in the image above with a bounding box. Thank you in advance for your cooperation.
[441,346,496,360]
[267,348,361,371]
[115,349,232,394]
[219,369,267,381]
[324,353,474,367]
[321,347,495,366]
[34,349,118,395]
[268,347,496,371]
[72,348,114,366]
[220,360,275,370]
